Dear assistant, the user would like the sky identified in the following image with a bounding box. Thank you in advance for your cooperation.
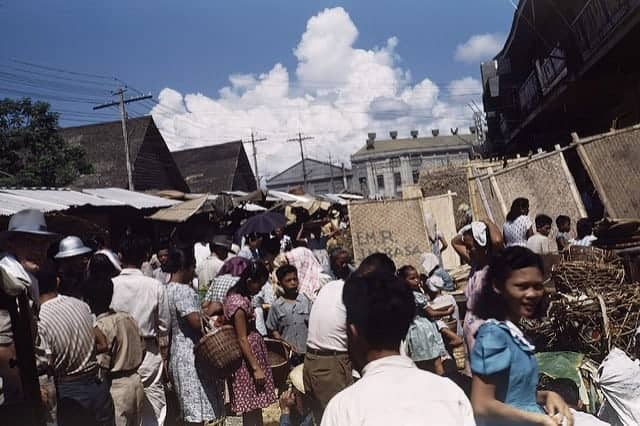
[0,0,515,177]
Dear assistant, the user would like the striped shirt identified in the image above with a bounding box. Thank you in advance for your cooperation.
[38,295,97,377]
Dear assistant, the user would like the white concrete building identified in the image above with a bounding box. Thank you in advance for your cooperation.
[350,130,476,198]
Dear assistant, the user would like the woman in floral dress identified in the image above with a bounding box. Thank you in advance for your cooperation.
[165,246,225,425]
[224,260,276,425]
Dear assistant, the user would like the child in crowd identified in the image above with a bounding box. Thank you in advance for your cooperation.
[398,265,446,375]
[527,214,557,255]
[544,378,609,426]
[424,275,463,346]
[84,278,145,426]
[571,218,598,247]
[556,215,572,251]
[266,265,312,366]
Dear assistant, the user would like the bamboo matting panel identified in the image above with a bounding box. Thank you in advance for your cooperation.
[422,193,460,269]
[576,127,640,218]
[472,152,584,229]
[349,198,430,268]
[419,166,470,213]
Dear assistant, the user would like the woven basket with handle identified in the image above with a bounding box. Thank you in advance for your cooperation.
[195,322,242,378]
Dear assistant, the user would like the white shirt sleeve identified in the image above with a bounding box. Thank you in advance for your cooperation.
[157,284,171,337]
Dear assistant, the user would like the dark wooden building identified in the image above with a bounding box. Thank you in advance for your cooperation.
[482,0,640,155]
[60,116,189,192]
[172,141,257,194]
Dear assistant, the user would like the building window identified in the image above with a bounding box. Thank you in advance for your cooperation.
[410,156,422,168]
[359,177,367,193]
[390,158,401,168]
[394,172,402,194]
[377,175,385,192]
[412,169,420,184]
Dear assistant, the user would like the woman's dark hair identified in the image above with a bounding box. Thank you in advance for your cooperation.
[163,246,196,274]
[88,253,119,282]
[474,246,544,321]
[342,271,414,350]
[228,260,269,297]
[397,265,416,280]
[275,264,297,282]
[506,197,530,222]
[84,278,114,315]
[35,261,59,296]
[576,218,593,240]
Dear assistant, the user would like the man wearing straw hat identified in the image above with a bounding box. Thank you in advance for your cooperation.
[54,236,93,299]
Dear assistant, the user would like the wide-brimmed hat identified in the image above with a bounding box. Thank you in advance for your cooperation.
[426,275,445,293]
[289,364,305,394]
[0,209,57,242]
[421,252,440,276]
[211,235,233,251]
[54,236,93,259]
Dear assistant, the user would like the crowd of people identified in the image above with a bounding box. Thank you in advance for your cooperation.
[0,198,615,426]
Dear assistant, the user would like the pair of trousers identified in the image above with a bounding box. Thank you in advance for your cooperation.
[303,352,353,423]
[138,341,166,426]
[111,373,145,426]
[56,373,115,426]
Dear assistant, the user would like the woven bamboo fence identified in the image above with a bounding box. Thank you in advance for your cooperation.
[468,148,586,228]
[348,198,430,267]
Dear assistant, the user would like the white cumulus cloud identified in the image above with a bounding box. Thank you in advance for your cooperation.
[152,7,482,178]
[454,33,506,64]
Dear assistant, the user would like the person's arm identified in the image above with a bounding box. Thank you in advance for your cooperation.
[265,304,283,340]
[233,309,266,388]
[440,327,463,347]
[486,220,504,250]
[526,227,535,239]
[425,305,454,320]
[438,233,449,252]
[94,327,109,354]
[202,301,223,316]
[471,374,557,425]
[184,312,202,334]
[451,234,471,264]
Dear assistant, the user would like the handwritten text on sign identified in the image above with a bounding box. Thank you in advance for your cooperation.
[353,230,423,260]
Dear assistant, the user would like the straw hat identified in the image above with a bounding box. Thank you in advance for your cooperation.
[0,209,57,243]
[288,364,305,394]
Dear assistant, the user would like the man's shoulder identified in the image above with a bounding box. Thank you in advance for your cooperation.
[316,279,344,297]
[114,272,164,288]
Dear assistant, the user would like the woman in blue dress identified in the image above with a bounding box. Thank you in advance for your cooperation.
[470,247,573,426]
[398,265,447,375]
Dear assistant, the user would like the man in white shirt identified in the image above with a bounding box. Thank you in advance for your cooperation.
[527,214,557,255]
[196,235,232,291]
[304,253,396,423]
[322,266,475,426]
[112,234,170,426]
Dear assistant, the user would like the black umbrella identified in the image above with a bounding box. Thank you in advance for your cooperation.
[236,212,287,237]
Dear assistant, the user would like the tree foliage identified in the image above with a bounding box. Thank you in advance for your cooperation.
[0,98,92,187]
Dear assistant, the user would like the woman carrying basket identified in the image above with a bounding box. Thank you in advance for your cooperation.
[224,261,277,425]
[165,246,225,425]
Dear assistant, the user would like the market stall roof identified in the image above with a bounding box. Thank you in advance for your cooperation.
[0,187,179,216]
[147,194,210,223]
[82,188,178,209]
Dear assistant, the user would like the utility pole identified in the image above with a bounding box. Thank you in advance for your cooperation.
[94,88,152,191]
[328,153,335,193]
[243,132,267,189]
[287,132,314,191]
[341,162,348,192]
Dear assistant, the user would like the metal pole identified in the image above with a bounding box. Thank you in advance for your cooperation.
[118,90,135,191]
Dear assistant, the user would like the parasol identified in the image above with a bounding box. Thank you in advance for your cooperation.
[236,212,287,237]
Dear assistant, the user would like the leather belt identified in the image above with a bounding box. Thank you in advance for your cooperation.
[306,347,348,357]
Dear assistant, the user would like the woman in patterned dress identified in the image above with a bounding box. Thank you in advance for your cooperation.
[502,198,534,247]
[165,247,225,425]
[224,260,276,425]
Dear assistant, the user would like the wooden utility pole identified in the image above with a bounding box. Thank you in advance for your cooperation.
[328,153,335,193]
[287,132,314,191]
[243,132,267,189]
[93,88,152,191]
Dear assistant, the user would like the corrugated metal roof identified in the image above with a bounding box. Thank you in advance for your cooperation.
[82,188,179,209]
[0,188,179,216]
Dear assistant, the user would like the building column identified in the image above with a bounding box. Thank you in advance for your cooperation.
[400,156,412,186]
[366,162,376,197]
[383,159,394,198]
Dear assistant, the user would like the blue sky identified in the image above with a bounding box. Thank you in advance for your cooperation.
[1,0,515,173]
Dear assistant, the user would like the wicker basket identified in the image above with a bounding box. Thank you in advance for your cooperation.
[442,318,458,333]
[195,325,242,377]
[452,345,466,370]
[264,338,291,391]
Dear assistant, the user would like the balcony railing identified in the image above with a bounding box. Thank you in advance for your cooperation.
[573,0,637,59]
[538,46,568,95]
[518,70,541,116]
